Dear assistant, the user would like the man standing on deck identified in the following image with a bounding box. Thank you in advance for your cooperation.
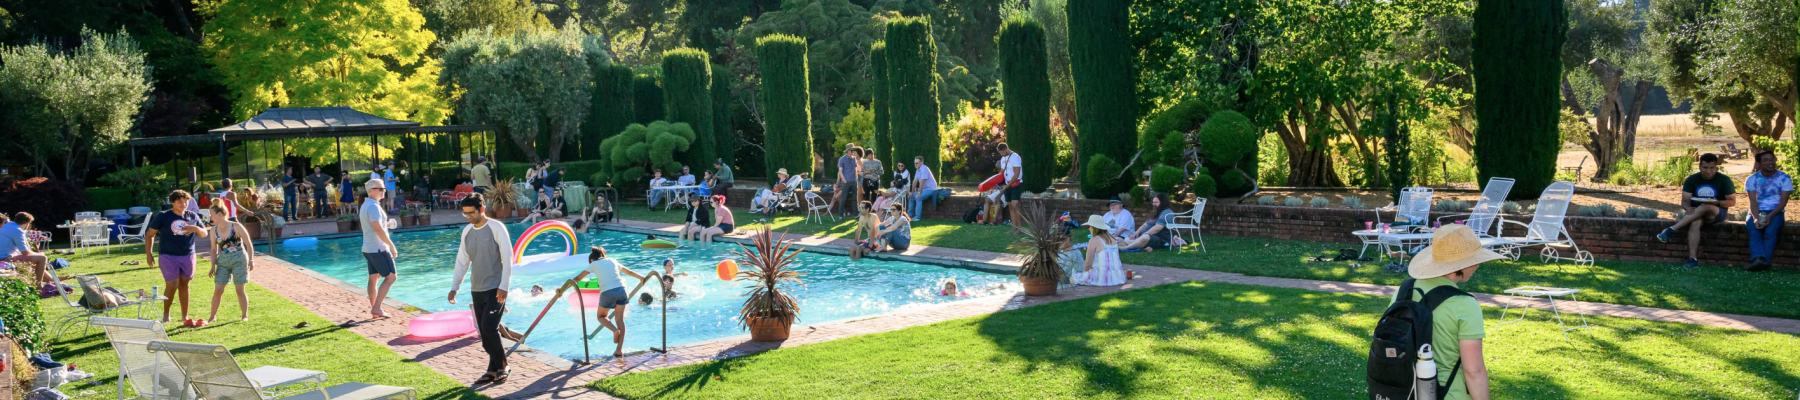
[448,194,517,384]
[362,178,399,319]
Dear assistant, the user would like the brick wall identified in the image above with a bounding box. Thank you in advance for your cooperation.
[719,188,1796,268]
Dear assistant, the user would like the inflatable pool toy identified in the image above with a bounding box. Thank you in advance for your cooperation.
[716,260,739,281]
[564,289,604,309]
[976,173,1005,192]
[511,253,588,276]
[514,220,577,264]
[281,237,318,248]
[407,310,475,338]
[641,239,678,249]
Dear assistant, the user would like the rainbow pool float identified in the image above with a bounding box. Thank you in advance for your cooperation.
[510,220,588,276]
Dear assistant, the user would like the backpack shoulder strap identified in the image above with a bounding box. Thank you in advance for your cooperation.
[1418,284,1473,400]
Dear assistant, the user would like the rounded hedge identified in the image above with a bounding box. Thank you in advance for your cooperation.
[1150,165,1184,195]
[1083,154,1124,199]
[1198,110,1257,167]
[1190,174,1217,199]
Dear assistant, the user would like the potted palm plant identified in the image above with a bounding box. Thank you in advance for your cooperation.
[336,213,359,233]
[732,226,805,342]
[1011,201,1067,296]
[486,179,520,218]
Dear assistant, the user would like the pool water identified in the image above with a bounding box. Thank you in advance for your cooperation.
[268,224,1012,360]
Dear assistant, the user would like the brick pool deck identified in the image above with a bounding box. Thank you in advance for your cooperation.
[249,218,1800,400]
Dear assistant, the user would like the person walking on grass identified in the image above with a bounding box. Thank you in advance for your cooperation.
[146,190,209,324]
[571,245,654,359]
[362,178,399,319]
[1742,150,1790,272]
[1656,153,1736,268]
[205,203,254,323]
[998,143,1024,235]
[448,194,517,384]
[1391,224,1496,400]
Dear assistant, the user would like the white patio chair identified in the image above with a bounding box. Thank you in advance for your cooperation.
[1165,198,1206,252]
[146,340,415,400]
[1490,181,1594,268]
[803,191,835,224]
[93,318,326,400]
[1357,187,1434,260]
[79,222,113,254]
[117,217,151,246]
[1437,177,1515,239]
[49,274,161,339]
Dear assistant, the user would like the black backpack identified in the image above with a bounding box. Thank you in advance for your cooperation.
[962,206,982,224]
[1368,278,1470,400]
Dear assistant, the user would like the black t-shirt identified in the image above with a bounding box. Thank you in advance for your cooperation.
[1682,172,1736,208]
[546,170,563,187]
[150,210,202,256]
[281,175,297,195]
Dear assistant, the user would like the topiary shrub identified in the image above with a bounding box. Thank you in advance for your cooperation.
[594,121,695,190]
[1309,197,1330,208]
[1083,154,1125,199]
[662,48,715,169]
[1127,186,1145,207]
[1069,0,1137,198]
[588,65,635,158]
[1190,174,1217,199]
[1199,110,1257,168]
[1472,0,1566,199]
[1343,196,1366,209]
[1150,165,1185,195]
[886,17,943,177]
[1160,131,1187,167]
[1501,201,1521,214]
[101,165,175,208]
[757,34,814,186]
[0,177,92,225]
[870,42,892,168]
[0,277,46,353]
[997,17,1055,192]
[1219,168,1250,194]
[1138,99,1212,165]
[1284,197,1304,207]
[86,188,133,211]
[632,73,665,124]
[1625,206,1659,219]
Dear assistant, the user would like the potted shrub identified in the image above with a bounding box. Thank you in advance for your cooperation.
[336,213,359,233]
[1011,201,1068,296]
[732,226,804,342]
[413,209,431,226]
[486,179,520,218]
[397,209,415,228]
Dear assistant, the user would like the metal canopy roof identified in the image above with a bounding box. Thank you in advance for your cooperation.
[128,107,496,146]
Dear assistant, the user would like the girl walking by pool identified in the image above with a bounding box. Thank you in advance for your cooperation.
[206,203,256,323]
[570,245,656,359]
[447,194,517,384]
[1074,215,1125,286]
[699,195,735,244]
[362,178,400,319]
[146,190,209,325]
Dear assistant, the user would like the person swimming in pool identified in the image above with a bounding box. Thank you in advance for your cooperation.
[654,259,692,299]
[637,292,655,306]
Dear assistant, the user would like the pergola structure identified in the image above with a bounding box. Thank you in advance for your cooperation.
[127,107,499,185]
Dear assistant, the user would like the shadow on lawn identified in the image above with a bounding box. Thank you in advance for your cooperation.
[600,342,763,398]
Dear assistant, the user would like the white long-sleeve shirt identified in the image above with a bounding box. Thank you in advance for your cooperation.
[450,221,515,292]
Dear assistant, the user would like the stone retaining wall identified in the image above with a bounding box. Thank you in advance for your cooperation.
[720,188,1797,268]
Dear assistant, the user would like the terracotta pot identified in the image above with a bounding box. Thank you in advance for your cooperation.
[399,216,414,228]
[1019,275,1058,296]
[242,221,263,240]
[337,221,355,233]
[746,314,794,342]
[415,214,430,225]
[493,206,512,219]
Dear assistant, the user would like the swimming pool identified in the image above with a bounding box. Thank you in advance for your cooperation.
[269,224,1013,360]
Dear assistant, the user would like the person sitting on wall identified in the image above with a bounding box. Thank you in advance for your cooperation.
[1657,153,1737,268]
[1742,150,1790,272]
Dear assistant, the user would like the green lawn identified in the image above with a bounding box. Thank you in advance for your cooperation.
[594,281,1800,399]
[618,206,1800,320]
[39,246,481,400]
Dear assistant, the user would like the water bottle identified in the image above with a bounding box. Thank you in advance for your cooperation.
[1415,344,1438,400]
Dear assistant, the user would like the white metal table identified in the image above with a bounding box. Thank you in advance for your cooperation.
[649,185,701,211]
[1495,286,1590,341]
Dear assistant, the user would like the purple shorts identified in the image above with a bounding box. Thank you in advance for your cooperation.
[158,254,195,281]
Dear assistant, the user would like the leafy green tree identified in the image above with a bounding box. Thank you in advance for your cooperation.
[0,28,151,185]
[1473,0,1567,199]
[201,0,450,125]
[885,17,943,176]
[589,64,636,158]
[634,73,665,123]
[440,27,598,163]
[997,17,1054,191]
[595,121,695,189]
[418,0,549,43]
[1068,0,1136,197]
[663,48,716,168]
[832,104,877,152]
[870,42,893,168]
[1557,0,1655,181]
[1646,0,1796,149]
[757,34,814,184]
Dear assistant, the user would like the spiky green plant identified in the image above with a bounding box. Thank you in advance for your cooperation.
[732,226,806,328]
[1010,201,1068,282]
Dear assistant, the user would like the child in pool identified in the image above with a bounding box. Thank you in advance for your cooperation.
[939,279,969,296]
[637,292,655,306]
[656,259,692,299]
[529,284,545,296]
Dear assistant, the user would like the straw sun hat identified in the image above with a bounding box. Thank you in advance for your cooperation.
[1080,215,1110,231]
[1408,224,1505,279]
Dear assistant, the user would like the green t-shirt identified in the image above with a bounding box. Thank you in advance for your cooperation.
[1388,277,1485,400]
[1682,172,1735,208]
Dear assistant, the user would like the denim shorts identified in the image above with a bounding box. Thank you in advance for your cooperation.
[596,287,630,307]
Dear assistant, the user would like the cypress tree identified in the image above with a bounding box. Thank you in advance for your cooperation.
[663,48,715,169]
[998,18,1054,192]
[757,34,813,185]
[1381,94,1412,203]
[1068,0,1138,198]
[885,17,943,177]
[588,65,635,159]
[633,74,665,124]
[1472,0,1566,199]
[712,63,736,167]
[870,42,892,169]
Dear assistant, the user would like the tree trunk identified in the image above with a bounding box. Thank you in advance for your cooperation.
[1286,145,1343,187]
[508,128,541,163]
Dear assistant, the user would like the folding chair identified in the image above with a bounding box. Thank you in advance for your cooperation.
[147,340,414,400]
[93,318,325,400]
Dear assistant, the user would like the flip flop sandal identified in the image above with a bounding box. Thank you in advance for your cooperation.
[472,372,496,385]
[490,368,510,384]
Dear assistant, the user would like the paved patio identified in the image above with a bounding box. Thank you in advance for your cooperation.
[247,217,1800,400]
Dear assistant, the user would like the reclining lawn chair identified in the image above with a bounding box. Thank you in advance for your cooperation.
[1489,181,1594,269]
[146,340,416,400]
[1437,177,1515,240]
[93,318,326,400]
[1356,187,1434,260]
[47,271,160,339]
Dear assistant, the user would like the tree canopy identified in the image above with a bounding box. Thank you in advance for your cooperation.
[0,28,152,185]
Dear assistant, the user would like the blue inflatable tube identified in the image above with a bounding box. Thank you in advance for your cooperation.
[282,237,319,248]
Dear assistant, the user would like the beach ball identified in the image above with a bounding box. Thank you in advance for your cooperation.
[717,260,739,281]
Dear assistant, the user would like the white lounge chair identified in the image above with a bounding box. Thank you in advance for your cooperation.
[1165,199,1207,252]
[1357,187,1434,260]
[92,318,325,400]
[1490,181,1593,267]
[146,340,415,400]
[803,191,835,224]
[117,217,150,246]
[1437,177,1515,239]
[48,272,161,339]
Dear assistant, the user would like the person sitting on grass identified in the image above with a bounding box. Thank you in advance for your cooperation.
[205,203,256,323]
[1742,150,1790,272]
[1120,193,1175,252]
[1656,153,1737,268]
[699,195,735,244]
[1392,224,1497,400]
[570,245,656,359]
[1075,215,1126,286]
[0,212,52,286]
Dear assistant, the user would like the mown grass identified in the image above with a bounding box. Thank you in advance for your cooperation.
[617,205,1800,319]
[595,281,1800,399]
[37,245,482,400]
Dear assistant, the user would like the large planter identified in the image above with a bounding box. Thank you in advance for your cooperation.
[399,216,415,228]
[336,221,355,233]
[493,206,513,219]
[1019,276,1058,296]
[414,214,431,226]
[746,315,794,342]
[242,221,263,240]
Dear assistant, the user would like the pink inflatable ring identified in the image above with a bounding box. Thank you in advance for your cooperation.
[407,310,476,338]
